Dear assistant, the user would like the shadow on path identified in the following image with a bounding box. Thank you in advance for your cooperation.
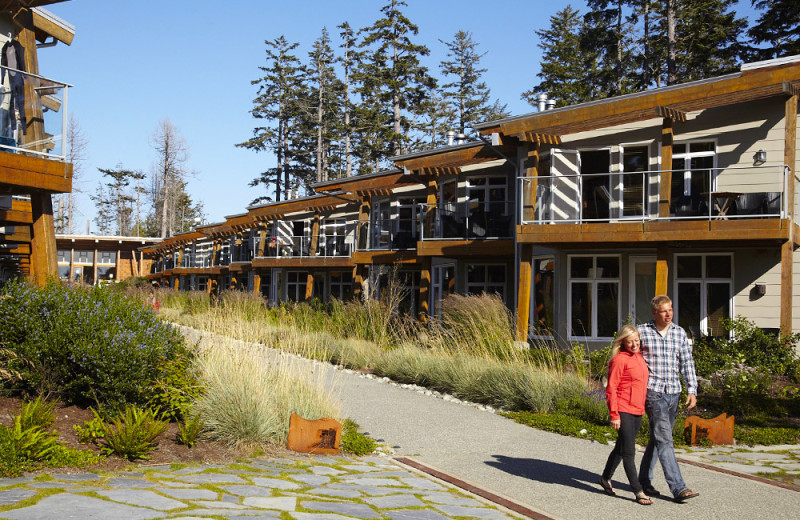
[486,454,636,497]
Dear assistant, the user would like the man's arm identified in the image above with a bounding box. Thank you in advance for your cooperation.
[678,328,698,409]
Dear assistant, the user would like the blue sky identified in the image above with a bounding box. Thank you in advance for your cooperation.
[38,0,759,232]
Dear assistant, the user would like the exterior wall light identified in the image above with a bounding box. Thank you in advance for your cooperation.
[754,149,767,165]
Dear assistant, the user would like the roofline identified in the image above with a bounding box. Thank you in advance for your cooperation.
[392,141,484,163]
[311,168,403,190]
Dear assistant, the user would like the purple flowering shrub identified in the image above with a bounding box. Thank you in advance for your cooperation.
[0,280,187,412]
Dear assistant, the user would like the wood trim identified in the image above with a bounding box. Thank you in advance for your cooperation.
[416,239,514,257]
[656,245,669,296]
[0,153,73,193]
[780,93,797,335]
[0,208,33,224]
[31,8,74,45]
[419,257,431,323]
[655,106,687,122]
[659,117,674,217]
[251,256,353,268]
[29,192,56,283]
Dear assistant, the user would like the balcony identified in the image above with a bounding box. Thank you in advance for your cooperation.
[0,65,71,192]
[361,218,419,251]
[259,235,354,258]
[419,200,513,240]
[518,165,795,244]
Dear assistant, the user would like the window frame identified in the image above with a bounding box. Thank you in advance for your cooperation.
[567,254,621,341]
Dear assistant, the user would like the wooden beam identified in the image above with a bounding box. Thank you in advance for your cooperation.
[419,257,431,323]
[520,132,562,145]
[783,82,800,97]
[516,244,533,342]
[29,192,56,284]
[522,142,539,222]
[659,117,674,218]
[780,92,796,335]
[32,7,74,46]
[420,166,460,177]
[655,106,687,122]
[656,245,669,296]
[0,153,73,193]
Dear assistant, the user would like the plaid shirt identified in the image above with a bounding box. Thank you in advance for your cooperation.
[637,321,698,396]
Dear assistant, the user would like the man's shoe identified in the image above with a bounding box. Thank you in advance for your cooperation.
[641,484,660,496]
[674,489,699,502]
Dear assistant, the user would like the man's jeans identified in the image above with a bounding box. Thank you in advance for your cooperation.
[638,389,687,497]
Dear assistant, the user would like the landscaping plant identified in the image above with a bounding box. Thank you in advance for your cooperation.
[96,405,169,461]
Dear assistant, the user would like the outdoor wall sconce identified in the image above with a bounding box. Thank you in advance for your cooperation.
[754,149,767,165]
[754,283,766,296]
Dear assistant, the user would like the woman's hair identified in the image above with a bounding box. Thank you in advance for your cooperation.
[610,324,639,359]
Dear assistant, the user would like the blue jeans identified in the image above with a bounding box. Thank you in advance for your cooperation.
[638,390,687,497]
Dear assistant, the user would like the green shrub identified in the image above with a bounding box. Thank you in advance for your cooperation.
[98,405,168,461]
[73,413,106,445]
[709,364,775,418]
[503,410,615,444]
[176,413,204,448]
[734,425,800,446]
[147,349,203,421]
[340,419,377,455]
[555,388,609,425]
[16,396,56,431]
[693,317,800,379]
[0,280,188,411]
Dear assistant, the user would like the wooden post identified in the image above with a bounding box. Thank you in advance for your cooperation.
[353,200,370,297]
[69,245,74,283]
[28,193,57,284]
[659,118,674,218]
[656,245,669,296]
[781,93,797,335]
[516,244,534,341]
[93,247,98,285]
[256,226,267,257]
[523,142,539,222]
[116,248,121,282]
[14,9,45,149]
[424,180,437,238]
[418,257,431,323]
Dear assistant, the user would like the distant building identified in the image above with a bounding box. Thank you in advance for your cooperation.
[56,234,159,285]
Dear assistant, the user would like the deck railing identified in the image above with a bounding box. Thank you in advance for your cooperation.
[256,234,354,258]
[0,65,70,160]
[418,200,513,240]
[518,165,791,225]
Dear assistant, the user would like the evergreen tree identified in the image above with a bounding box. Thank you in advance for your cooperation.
[748,0,800,60]
[338,22,358,177]
[439,30,502,137]
[91,166,135,235]
[415,84,452,148]
[238,36,305,204]
[307,27,343,183]
[582,1,637,97]
[358,0,436,156]
[151,118,190,237]
[524,6,599,107]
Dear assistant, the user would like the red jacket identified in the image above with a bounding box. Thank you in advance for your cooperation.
[606,351,649,421]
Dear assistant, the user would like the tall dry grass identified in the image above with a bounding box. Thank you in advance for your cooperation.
[193,337,340,449]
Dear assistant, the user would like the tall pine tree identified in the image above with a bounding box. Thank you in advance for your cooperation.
[748,0,800,60]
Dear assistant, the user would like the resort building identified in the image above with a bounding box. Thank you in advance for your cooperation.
[55,234,159,285]
[142,55,800,345]
[0,1,74,284]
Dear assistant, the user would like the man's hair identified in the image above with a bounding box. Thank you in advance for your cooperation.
[651,295,672,313]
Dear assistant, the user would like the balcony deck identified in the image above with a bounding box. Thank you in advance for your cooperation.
[0,151,72,193]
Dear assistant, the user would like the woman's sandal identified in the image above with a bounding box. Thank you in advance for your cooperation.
[635,494,653,505]
[599,477,616,496]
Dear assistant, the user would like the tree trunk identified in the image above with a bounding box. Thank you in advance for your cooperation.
[667,0,677,85]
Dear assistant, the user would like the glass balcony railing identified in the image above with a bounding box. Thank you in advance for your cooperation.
[518,165,791,224]
[258,235,354,258]
[0,65,70,160]
[418,200,514,240]
[362,218,419,250]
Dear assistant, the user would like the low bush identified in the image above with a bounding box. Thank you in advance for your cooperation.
[176,413,203,448]
[340,419,377,456]
[0,280,188,412]
[73,413,106,445]
[97,405,169,461]
[708,364,775,418]
[693,317,800,380]
[734,425,800,446]
[16,397,56,431]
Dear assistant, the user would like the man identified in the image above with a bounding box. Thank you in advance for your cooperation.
[637,295,700,502]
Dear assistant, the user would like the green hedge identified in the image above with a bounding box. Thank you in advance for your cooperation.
[0,280,187,412]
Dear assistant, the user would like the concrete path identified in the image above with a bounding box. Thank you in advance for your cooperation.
[337,370,800,520]
[0,456,519,520]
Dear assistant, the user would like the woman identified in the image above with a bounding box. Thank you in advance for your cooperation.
[599,324,652,505]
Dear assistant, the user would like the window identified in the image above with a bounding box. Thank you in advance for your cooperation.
[97,251,115,265]
[675,253,732,339]
[533,257,555,336]
[197,276,208,292]
[287,271,308,302]
[329,271,353,301]
[74,250,93,264]
[259,270,271,299]
[466,264,506,299]
[57,250,69,263]
[671,141,716,215]
[195,242,211,267]
[370,200,392,249]
[321,219,351,256]
[397,270,421,317]
[568,255,620,339]
[620,145,649,218]
[97,266,116,281]
[58,265,70,280]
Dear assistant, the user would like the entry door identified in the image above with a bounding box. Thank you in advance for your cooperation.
[550,149,580,221]
[629,256,656,325]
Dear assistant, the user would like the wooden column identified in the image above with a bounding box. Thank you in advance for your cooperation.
[418,257,431,323]
[256,226,267,257]
[14,9,44,148]
[781,93,797,335]
[656,245,669,296]
[353,200,370,298]
[516,243,534,341]
[28,193,57,285]
[659,118,674,218]
[423,179,438,239]
[68,245,74,283]
[115,247,121,282]
[522,142,539,222]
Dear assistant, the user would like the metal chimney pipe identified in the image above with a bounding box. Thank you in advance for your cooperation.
[537,93,548,112]
[446,130,455,146]
[456,133,466,145]
[546,99,556,110]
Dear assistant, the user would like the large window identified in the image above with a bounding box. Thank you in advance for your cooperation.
[568,255,620,339]
[466,264,506,299]
[97,251,115,265]
[671,141,716,216]
[532,256,555,336]
[329,271,353,301]
[675,253,732,339]
[287,271,308,302]
[74,250,93,264]
[57,249,69,263]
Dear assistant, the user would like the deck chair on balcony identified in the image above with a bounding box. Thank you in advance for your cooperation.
[763,192,782,216]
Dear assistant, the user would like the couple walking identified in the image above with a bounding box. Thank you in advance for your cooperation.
[599,295,701,505]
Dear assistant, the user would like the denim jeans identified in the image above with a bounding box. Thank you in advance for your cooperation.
[602,412,643,494]
[638,389,687,497]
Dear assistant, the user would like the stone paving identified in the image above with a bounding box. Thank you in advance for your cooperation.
[0,456,520,520]
[675,443,800,482]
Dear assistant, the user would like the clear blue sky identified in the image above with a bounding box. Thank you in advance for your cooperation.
[38,0,759,232]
